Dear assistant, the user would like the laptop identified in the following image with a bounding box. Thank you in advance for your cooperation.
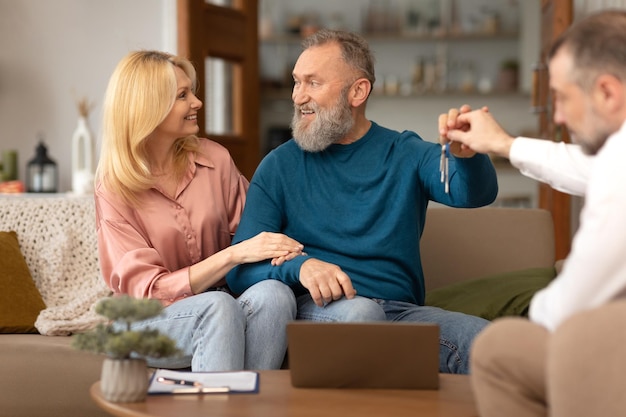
[287,321,440,389]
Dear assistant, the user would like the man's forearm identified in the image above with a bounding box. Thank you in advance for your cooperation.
[226,254,308,294]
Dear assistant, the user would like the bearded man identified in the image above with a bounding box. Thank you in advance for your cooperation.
[226,29,498,374]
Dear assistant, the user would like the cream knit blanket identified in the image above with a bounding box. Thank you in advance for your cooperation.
[0,195,111,336]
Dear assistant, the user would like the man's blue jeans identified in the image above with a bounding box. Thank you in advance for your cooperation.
[296,294,489,374]
[131,280,296,371]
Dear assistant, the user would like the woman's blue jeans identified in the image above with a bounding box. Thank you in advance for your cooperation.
[131,280,296,371]
[296,294,489,374]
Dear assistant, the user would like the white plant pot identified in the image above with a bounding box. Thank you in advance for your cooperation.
[100,358,149,403]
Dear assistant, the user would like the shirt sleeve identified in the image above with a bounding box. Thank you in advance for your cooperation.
[226,156,306,295]
[424,142,498,208]
[447,153,499,207]
[95,191,193,306]
[529,134,626,331]
[510,137,593,197]
[224,157,250,236]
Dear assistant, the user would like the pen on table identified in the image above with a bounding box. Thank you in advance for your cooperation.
[157,376,203,387]
[172,386,231,394]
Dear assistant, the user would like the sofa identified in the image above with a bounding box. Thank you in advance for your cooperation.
[0,195,111,417]
[0,195,556,417]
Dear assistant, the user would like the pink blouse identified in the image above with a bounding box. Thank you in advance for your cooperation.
[95,139,249,306]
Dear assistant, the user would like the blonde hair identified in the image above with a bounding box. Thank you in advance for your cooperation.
[96,50,200,205]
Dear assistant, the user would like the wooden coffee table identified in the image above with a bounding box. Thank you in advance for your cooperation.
[91,370,478,417]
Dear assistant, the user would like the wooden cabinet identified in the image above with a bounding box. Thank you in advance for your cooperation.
[535,0,573,259]
[177,0,261,180]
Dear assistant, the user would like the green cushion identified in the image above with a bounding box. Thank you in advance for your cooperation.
[425,267,556,321]
[0,231,46,333]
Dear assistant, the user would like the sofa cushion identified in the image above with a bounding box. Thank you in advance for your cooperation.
[0,231,46,333]
[424,267,556,321]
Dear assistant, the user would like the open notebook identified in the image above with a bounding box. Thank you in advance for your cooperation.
[287,321,440,389]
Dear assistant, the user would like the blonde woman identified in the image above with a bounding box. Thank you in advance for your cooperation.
[95,50,303,371]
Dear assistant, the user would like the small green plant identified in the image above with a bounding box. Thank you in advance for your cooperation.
[500,59,519,71]
[72,295,180,360]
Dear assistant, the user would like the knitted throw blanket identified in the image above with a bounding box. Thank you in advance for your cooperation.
[0,195,111,336]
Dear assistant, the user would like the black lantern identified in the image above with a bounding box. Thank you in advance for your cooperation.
[26,141,58,193]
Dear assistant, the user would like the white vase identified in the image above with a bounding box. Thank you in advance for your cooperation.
[100,358,149,403]
[71,116,95,195]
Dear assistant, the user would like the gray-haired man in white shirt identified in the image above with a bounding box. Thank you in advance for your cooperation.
[441,9,626,417]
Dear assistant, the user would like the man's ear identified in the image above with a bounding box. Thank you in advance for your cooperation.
[594,73,624,114]
[349,78,372,107]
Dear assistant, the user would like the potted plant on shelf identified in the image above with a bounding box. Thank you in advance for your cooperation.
[72,295,180,403]
[498,59,519,92]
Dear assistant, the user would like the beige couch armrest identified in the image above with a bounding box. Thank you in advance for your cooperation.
[0,334,108,417]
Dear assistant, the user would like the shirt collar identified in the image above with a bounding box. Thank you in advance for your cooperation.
[192,149,215,170]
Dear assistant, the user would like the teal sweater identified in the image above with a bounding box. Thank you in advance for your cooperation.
[226,122,498,305]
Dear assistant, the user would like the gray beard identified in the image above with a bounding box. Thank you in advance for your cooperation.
[291,92,354,153]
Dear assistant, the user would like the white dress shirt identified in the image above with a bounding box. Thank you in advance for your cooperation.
[510,122,626,331]
[510,136,594,197]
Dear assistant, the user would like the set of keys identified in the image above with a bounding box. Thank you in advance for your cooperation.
[440,143,450,194]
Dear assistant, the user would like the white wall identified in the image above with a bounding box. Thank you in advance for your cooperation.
[0,0,175,192]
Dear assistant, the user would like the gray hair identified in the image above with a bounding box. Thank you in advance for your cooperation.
[549,9,626,90]
[301,29,376,88]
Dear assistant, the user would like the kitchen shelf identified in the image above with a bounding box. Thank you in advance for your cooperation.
[261,30,519,45]
[260,87,528,101]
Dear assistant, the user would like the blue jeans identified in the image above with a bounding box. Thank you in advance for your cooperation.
[296,294,488,374]
[131,280,296,371]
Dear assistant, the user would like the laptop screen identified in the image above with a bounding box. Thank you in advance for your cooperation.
[287,321,440,389]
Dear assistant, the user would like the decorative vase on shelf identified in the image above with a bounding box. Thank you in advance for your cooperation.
[71,98,95,195]
[100,358,149,403]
